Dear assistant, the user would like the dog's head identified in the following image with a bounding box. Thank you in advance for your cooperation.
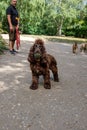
[28,39,47,63]
[34,39,45,56]
[33,39,46,61]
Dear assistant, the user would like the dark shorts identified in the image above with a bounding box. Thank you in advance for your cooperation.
[9,26,16,41]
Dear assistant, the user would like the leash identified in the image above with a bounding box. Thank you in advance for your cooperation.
[16,27,20,50]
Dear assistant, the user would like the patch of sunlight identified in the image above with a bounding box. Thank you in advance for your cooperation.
[22,60,28,63]
[15,79,20,84]
[69,63,75,67]
[81,53,87,57]
[1,34,9,39]
[50,48,59,52]
[82,65,87,68]
[1,34,35,42]
[16,75,24,78]
[62,43,71,46]
[0,65,21,72]
[11,63,25,67]
[64,52,70,54]
[0,81,8,93]
[20,35,35,42]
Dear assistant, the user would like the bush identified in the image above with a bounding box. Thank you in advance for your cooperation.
[64,25,87,38]
[0,35,8,54]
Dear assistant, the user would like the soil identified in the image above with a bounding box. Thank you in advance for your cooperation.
[0,34,87,130]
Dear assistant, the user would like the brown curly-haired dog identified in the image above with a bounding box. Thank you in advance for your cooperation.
[72,42,78,54]
[27,39,59,90]
[80,43,87,53]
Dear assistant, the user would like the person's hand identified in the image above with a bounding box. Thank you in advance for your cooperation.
[10,25,13,32]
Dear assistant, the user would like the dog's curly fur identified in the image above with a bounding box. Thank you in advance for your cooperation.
[72,42,78,54]
[80,43,87,53]
[27,39,59,90]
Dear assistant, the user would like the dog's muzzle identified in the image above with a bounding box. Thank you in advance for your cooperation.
[34,53,41,60]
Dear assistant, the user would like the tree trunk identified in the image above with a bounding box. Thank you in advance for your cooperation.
[56,18,63,36]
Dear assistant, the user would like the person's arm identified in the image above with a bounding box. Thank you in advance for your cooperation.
[7,15,13,31]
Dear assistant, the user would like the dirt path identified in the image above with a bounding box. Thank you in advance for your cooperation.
[0,34,87,130]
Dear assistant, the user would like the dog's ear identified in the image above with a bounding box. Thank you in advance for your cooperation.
[41,53,48,67]
[27,46,35,63]
[42,45,46,54]
[40,39,46,54]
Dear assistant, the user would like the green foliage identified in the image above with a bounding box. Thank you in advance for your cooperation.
[63,1,87,38]
[0,35,8,54]
[0,0,87,37]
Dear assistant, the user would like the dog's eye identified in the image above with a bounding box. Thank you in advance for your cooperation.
[35,44,43,49]
[35,44,38,47]
[39,45,42,49]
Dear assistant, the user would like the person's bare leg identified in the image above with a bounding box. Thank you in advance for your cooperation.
[12,41,15,50]
[9,41,15,50]
[9,41,13,51]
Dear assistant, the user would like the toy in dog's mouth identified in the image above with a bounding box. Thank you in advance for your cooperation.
[34,53,41,60]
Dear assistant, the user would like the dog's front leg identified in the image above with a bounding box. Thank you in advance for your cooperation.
[44,70,51,89]
[30,74,39,90]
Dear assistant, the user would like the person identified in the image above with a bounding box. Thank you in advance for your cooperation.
[6,0,19,55]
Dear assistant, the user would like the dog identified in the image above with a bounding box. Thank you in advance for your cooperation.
[27,39,59,90]
[80,43,87,53]
[72,42,78,54]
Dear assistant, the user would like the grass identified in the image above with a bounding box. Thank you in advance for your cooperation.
[0,35,8,55]
[42,35,87,44]
[22,34,87,44]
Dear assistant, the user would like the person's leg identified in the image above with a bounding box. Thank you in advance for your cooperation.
[9,40,15,51]
[9,41,15,54]
[9,26,16,54]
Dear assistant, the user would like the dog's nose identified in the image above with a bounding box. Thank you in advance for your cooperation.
[35,48,40,53]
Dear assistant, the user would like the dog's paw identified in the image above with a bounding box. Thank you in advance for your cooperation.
[30,84,38,90]
[54,74,59,82]
[54,77,59,82]
[44,83,51,89]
